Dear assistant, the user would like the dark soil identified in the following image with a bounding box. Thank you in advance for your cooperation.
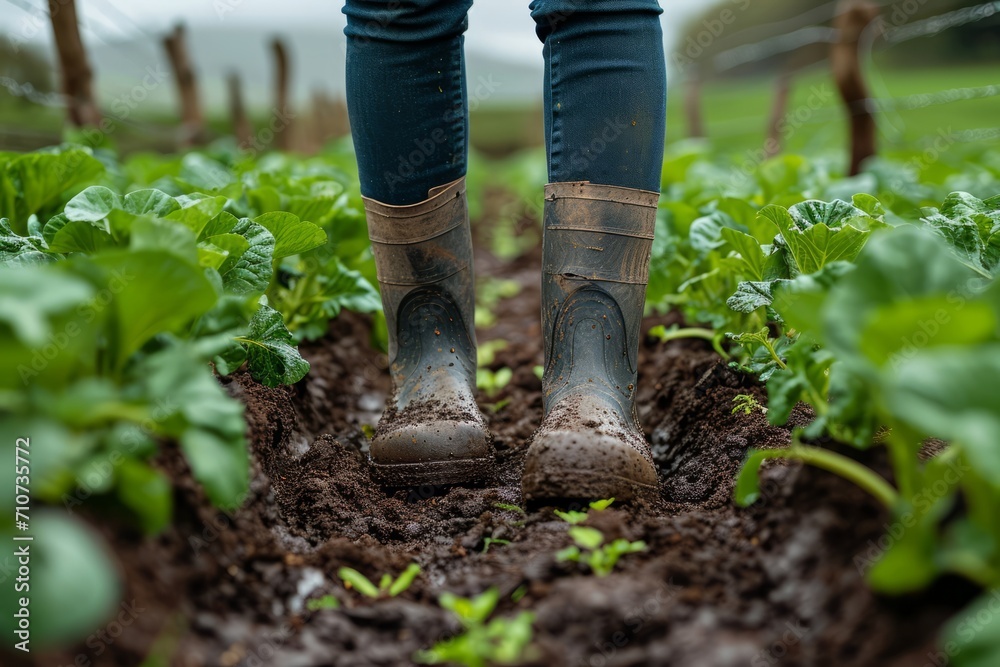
[24,193,975,667]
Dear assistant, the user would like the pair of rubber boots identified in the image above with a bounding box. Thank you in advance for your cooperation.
[363,177,658,501]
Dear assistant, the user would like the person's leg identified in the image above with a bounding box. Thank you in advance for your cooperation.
[524,0,667,501]
[344,0,493,486]
[344,0,471,204]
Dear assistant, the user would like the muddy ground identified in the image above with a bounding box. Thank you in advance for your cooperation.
[25,193,976,667]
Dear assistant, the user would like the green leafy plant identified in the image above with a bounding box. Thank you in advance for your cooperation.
[415,588,536,667]
[477,367,513,398]
[556,526,647,577]
[306,595,341,611]
[732,394,766,415]
[338,563,422,598]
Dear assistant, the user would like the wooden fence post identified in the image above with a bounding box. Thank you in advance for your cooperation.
[832,0,880,175]
[47,0,100,128]
[684,72,705,139]
[766,72,792,158]
[163,24,206,146]
[228,72,252,148]
[271,38,292,151]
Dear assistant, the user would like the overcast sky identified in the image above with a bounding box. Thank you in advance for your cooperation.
[0,0,707,63]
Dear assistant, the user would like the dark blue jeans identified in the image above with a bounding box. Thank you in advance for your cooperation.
[344,0,666,205]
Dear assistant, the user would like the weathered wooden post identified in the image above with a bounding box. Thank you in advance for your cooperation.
[47,0,100,127]
[271,38,292,151]
[832,0,880,175]
[766,72,792,157]
[163,24,206,146]
[228,72,253,148]
[684,71,705,139]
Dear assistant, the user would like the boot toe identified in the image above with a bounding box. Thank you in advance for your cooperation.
[371,418,493,486]
[521,428,658,502]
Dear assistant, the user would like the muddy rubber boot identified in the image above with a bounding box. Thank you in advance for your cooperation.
[522,182,660,502]
[363,177,493,486]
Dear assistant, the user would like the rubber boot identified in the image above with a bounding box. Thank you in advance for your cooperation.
[522,182,660,501]
[363,177,493,486]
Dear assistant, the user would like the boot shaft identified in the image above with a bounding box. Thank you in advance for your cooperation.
[540,181,659,422]
[363,178,478,404]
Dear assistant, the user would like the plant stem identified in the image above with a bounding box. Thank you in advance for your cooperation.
[778,444,899,509]
[654,327,731,360]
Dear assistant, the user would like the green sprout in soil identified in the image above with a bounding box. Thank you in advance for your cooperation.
[493,502,526,516]
[306,595,340,611]
[477,339,509,366]
[554,498,615,524]
[532,365,544,380]
[338,563,422,598]
[482,537,510,553]
[732,394,766,416]
[477,367,513,398]
[415,588,536,667]
[556,526,647,577]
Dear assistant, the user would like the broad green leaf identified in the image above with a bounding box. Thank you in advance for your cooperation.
[64,186,122,222]
[0,149,104,233]
[46,219,114,254]
[179,153,234,191]
[235,305,310,386]
[940,590,1000,667]
[0,218,50,266]
[223,219,274,296]
[253,211,327,258]
[761,205,870,275]
[122,189,181,217]
[886,348,1000,486]
[87,249,217,369]
[167,194,228,237]
[727,279,788,313]
[204,233,249,274]
[0,265,94,346]
[129,216,199,262]
[720,227,767,280]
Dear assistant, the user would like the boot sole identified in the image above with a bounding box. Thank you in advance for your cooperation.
[372,455,494,488]
[521,468,657,503]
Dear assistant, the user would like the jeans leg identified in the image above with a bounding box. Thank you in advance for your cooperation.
[530,0,666,192]
[344,0,473,205]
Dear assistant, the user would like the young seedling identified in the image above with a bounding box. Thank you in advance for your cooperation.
[493,502,526,516]
[338,563,421,598]
[477,367,513,398]
[414,588,536,667]
[306,594,340,611]
[482,537,510,554]
[553,498,615,525]
[556,526,646,578]
[732,394,766,416]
